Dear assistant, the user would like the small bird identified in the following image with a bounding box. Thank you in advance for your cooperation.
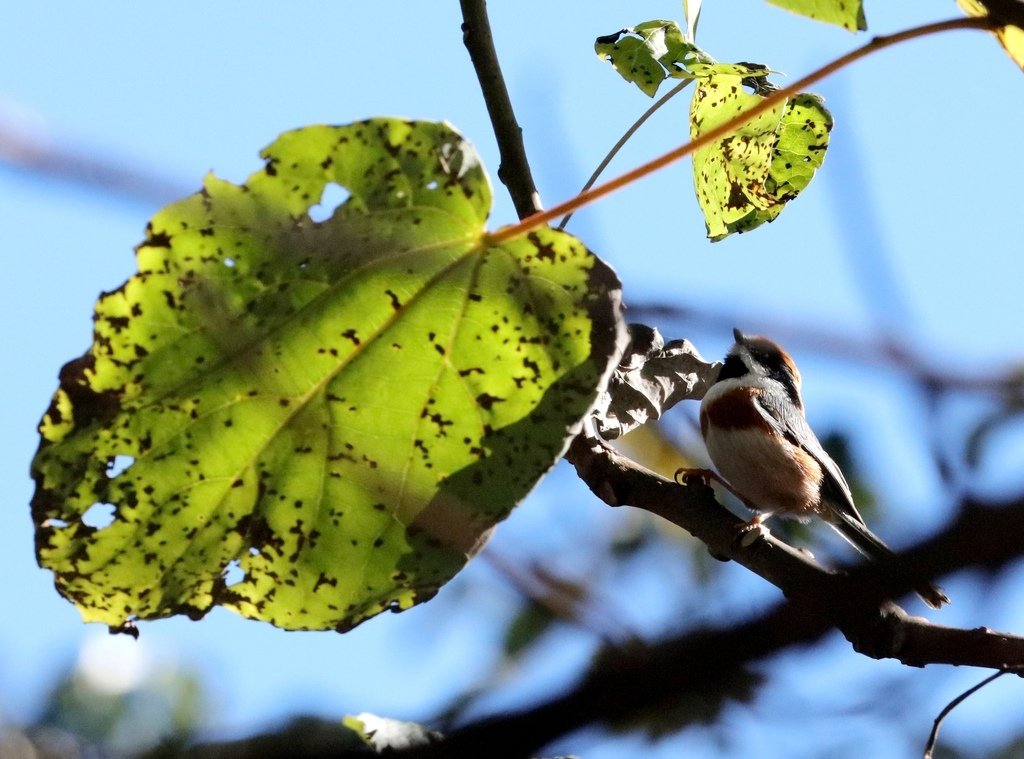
[697,328,948,608]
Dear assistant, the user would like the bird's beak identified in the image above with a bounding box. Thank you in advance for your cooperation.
[732,327,746,344]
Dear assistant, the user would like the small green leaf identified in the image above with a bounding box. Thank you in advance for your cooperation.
[690,65,832,241]
[595,20,712,97]
[31,119,623,633]
[764,0,867,32]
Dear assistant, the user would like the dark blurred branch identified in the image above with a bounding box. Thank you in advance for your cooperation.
[629,301,1022,396]
[372,451,1024,758]
[459,0,542,219]
[0,109,189,207]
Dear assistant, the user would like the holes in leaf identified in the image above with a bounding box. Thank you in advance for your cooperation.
[106,455,134,478]
[82,502,117,529]
[425,180,439,190]
[44,518,69,529]
[309,182,350,222]
[248,546,261,557]
[224,560,245,586]
[224,257,236,268]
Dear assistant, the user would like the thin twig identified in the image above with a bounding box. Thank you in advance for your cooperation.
[923,669,1012,758]
[486,16,997,245]
[557,79,692,230]
[459,0,542,220]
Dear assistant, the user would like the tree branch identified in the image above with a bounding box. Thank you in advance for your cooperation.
[459,0,542,219]
[379,462,1024,758]
[566,435,1024,663]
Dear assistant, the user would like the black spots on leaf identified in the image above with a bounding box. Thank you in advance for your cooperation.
[320,156,333,170]
[726,182,747,210]
[313,572,337,592]
[476,393,505,411]
[522,357,541,379]
[421,409,454,437]
[264,158,279,177]
[53,354,122,429]
[104,315,130,333]
[144,230,173,249]
[162,290,177,310]
[458,367,484,377]
[385,289,402,311]
[373,537,385,548]
[341,328,360,346]
[231,478,244,488]
[527,232,558,263]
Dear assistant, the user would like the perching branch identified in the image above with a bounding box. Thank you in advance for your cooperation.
[459,0,543,220]
[375,468,1024,758]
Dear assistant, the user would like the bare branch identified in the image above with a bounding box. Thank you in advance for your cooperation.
[459,0,542,219]
[0,108,189,207]
[924,669,1016,759]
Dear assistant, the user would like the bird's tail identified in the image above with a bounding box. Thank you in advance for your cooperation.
[827,510,949,609]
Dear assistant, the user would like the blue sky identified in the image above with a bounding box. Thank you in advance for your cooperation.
[3,2,1023,757]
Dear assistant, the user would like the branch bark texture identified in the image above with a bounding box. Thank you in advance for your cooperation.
[459,0,543,220]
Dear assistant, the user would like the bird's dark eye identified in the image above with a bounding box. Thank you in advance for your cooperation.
[718,354,748,381]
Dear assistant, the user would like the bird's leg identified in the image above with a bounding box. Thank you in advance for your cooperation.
[675,468,773,546]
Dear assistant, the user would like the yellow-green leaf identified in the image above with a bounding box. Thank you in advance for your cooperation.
[690,66,832,241]
[31,119,623,633]
[764,0,867,32]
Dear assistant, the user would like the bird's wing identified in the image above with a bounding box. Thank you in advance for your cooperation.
[751,390,867,526]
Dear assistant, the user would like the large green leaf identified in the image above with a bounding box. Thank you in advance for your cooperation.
[690,65,832,241]
[31,119,623,633]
